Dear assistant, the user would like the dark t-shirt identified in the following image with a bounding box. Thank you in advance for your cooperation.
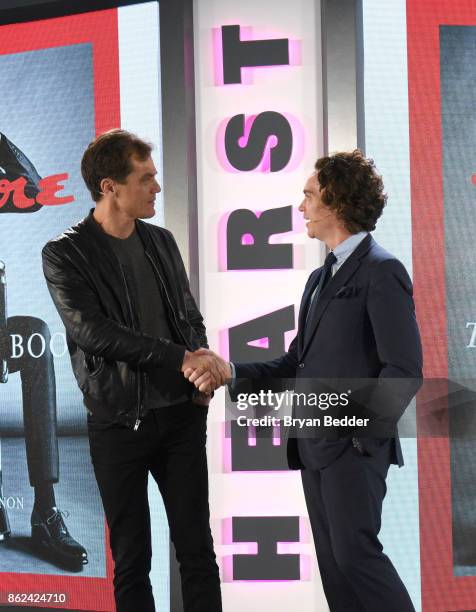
[105,229,191,408]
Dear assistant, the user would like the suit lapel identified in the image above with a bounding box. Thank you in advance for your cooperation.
[300,234,373,359]
[297,269,322,355]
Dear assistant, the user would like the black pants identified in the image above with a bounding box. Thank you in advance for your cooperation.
[5,316,58,486]
[301,440,415,612]
[87,403,222,612]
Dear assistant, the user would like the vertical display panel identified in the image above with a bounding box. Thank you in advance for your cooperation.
[407,1,476,610]
[361,0,476,610]
[193,1,327,610]
[0,3,169,610]
[359,1,421,609]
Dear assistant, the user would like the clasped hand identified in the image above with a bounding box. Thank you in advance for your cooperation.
[181,348,231,394]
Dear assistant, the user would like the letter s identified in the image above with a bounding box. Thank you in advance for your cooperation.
[224,112,293,172]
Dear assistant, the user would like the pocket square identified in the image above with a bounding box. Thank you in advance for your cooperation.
[334,285,360,298]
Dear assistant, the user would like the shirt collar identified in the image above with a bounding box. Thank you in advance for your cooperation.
[331,231,368,263]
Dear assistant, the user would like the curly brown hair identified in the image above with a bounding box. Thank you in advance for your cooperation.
[314,149,387,233]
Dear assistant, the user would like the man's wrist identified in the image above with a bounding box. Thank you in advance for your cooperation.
[229,362,236,385]
[176,346,188,370]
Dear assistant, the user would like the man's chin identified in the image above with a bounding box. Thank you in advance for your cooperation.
[140,207,156,219]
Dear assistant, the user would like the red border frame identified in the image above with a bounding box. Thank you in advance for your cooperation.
[0,9,120,611]
[408,0,476,610]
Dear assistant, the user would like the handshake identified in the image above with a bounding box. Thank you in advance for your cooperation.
[181,348,232,395]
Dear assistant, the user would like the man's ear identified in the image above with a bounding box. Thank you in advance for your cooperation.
[99,177,115,197]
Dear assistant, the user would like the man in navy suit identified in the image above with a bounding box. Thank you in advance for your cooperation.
[186,150,422,611]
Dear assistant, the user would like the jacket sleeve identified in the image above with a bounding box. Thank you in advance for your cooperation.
[164,229,208,348]
[42,240,186,369]
[234,335,299,380]
[354,258,423,453]
[228,335,298,399]
[367,259,423,379]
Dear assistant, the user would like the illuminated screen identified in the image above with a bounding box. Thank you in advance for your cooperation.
[0,2,169,610]
[360,0,476,611]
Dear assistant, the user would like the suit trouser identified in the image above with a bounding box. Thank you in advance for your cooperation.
[5,316,59,486]
[87,402,222,612]
[301,440,415,612]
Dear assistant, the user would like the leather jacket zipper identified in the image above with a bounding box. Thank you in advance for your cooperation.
[119,264,142,431]
[145,251,191,349]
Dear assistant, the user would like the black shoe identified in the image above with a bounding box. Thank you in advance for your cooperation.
[31,507,88,571]
[0,481,11,540]
[0,504,10,540]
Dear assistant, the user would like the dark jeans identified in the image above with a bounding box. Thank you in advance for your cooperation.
[4,316,58,486]
[301,440,415,612]
[87,402,222,612]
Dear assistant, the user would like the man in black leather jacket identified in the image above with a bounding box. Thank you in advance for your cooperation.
[42,129,225,612]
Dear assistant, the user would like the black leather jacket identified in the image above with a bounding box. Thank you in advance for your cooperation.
[42,211,207,429]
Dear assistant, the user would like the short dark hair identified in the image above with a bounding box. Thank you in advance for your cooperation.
[81,129,153,201]
[314,149,387,233]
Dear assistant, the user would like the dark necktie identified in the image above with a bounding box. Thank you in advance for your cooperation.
[305,251,337,339]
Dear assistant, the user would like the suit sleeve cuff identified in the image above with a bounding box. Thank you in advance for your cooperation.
[227,361,237,389]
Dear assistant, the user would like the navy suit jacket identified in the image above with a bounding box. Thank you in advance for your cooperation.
[234,234,423,470]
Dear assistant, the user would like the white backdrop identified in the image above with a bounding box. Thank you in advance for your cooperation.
[193,0,328,609]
